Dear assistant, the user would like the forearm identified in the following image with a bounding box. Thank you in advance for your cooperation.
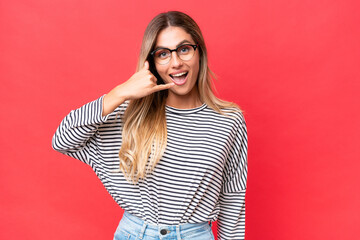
[217,189,246,240]
[102,84,127,117]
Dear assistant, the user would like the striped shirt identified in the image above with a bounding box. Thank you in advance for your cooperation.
[52,95,248,239]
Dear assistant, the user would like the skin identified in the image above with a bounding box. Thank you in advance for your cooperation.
[102,26,201,116]
[154,26,202,109]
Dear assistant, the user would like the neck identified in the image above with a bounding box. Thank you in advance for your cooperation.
[166,87,202,109]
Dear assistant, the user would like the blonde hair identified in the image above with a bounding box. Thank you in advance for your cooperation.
[119,11,240,184]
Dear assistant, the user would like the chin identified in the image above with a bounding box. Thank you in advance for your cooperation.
[169,87,191,96]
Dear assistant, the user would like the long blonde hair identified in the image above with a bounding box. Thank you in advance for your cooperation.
[119,11,239,184]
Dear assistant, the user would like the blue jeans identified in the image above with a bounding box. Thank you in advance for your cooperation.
[113,211,215,240]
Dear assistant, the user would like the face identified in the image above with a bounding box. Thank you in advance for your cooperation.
[154,26,200,103]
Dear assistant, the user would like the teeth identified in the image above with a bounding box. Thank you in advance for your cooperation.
[172,72,187,77]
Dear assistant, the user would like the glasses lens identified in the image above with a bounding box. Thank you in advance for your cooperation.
[177,45,195,61]
[154,49,171,64]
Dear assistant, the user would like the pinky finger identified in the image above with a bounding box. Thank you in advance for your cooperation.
[153,83,175,92]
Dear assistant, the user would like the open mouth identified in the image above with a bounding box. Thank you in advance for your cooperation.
[169,71,188,85]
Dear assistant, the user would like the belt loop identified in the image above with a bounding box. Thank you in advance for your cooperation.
[209,220,212,227]
[176,225,181,240]
[138,222,148,239]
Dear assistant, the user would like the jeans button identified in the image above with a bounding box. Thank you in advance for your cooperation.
[160,229,168,235]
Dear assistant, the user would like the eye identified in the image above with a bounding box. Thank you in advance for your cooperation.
[155,49,170,59]
[178,45,192,55]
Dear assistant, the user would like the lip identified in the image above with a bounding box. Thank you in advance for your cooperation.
[169,72,188,86]
[168,70,189,86]
[169,70,188,76]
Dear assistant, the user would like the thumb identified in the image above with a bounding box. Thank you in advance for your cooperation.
[143,61,149,70]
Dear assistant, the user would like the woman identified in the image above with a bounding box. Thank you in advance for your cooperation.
[52,11,247,240]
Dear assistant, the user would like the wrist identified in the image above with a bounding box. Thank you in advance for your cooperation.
[114,84,129,101]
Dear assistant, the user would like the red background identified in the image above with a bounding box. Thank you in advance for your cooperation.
[1,0,359,239]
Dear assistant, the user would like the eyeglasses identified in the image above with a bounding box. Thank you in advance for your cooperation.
[150,44,198,65]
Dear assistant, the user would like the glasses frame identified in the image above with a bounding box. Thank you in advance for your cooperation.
[150,44,198,65]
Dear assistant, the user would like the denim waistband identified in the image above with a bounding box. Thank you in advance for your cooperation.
[119,211,212,239]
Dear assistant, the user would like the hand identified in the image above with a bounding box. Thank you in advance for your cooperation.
[102,61,174,116]
[121,61,174,100]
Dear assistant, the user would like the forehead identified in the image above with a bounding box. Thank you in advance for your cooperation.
[155,26,195,48]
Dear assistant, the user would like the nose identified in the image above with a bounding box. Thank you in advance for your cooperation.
[170,51,183,67]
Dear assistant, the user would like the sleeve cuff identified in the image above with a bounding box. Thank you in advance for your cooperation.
[98,94,111,123]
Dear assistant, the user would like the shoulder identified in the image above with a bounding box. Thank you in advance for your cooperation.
[222,106,245,120]
[223,107,246,136]
[207,104,246,127]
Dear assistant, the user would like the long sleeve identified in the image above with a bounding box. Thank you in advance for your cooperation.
[51,95,111,164]
[217,113,248,239]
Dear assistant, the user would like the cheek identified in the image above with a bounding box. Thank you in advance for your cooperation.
[191,62,200,79]
[191,55,200,76]
[155,65,166,77]
[155,66,170,83]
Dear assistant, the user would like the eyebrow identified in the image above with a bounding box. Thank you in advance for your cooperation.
[155,40,192,50]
